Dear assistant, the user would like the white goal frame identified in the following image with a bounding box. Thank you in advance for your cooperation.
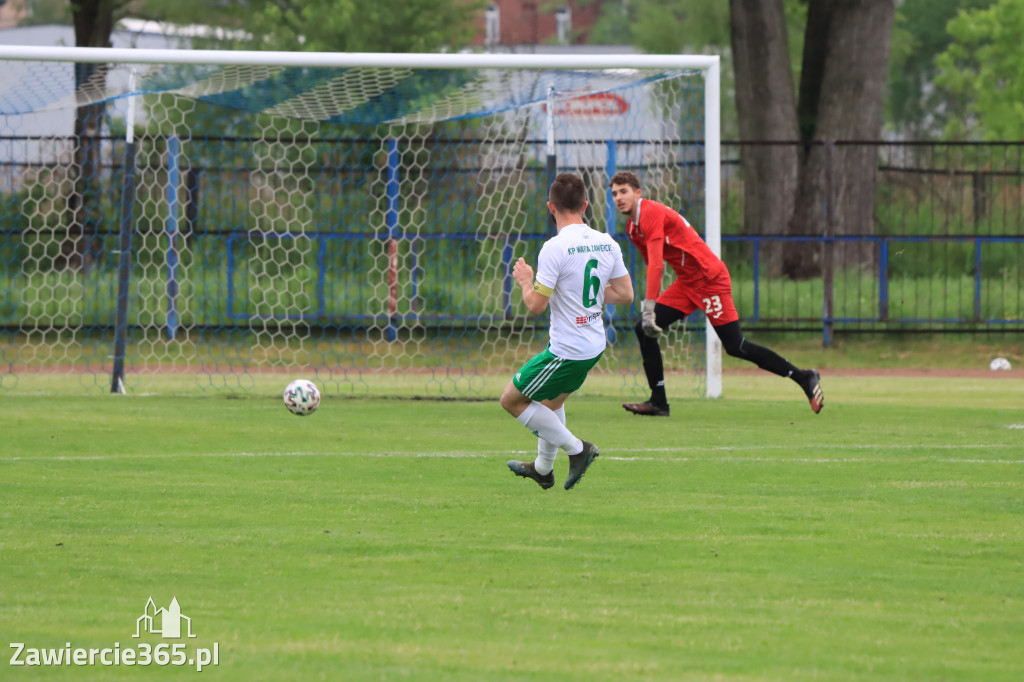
[0,46,722,398]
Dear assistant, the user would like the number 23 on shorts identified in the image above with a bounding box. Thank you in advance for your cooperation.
[703,295,723,320]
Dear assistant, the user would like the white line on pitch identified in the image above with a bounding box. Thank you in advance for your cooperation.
[4,443,1022,464]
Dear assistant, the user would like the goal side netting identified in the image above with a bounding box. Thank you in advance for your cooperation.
[0,48,721,399]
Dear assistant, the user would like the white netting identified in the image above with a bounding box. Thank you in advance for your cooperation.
[0,51,711,397]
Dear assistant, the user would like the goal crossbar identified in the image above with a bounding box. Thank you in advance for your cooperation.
[0,45,718,71]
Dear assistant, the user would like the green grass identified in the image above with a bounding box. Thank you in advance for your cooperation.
[724,333,1024,371]
[2,376,1023,681]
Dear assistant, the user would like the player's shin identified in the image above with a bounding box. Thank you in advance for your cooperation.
[534,406,564,474]
[635,321,667,404]
[516,402,582,455]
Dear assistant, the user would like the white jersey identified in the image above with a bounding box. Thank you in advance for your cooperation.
[534,223,629,360]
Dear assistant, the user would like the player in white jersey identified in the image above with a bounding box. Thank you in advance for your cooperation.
[500,173,634,490]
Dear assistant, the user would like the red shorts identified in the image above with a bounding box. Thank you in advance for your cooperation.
[657,270,739,326]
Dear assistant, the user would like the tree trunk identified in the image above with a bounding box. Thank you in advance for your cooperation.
[59,0,117,272]
[60,86,106,271]
[728,0,799,277]
[784,0,895,279]
[795,0,833,148]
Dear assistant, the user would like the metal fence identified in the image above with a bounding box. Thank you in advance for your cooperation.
[2,139,1022,347]
[719,141,1024,343]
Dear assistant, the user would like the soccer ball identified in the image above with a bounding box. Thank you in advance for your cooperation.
[283,379,321,416]
[989,357,1012,371]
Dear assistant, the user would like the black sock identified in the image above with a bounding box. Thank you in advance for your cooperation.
[741,339,804,381]
[715,321,806,382]
[635,304,687,409]
[635,321,668,407]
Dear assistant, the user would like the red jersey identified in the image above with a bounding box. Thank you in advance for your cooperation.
[626,198,726,298]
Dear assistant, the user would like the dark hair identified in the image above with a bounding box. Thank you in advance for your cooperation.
[610,171,641,190]
[548,173,587,213]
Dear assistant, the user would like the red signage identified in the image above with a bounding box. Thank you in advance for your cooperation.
[546,92,629,118]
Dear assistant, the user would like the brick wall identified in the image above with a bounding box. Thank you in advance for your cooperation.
[470,0,604,47]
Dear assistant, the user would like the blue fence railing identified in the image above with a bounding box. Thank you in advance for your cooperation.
[4,139,1024,344]
[723,233,1024,344]
[3,229,1022,344]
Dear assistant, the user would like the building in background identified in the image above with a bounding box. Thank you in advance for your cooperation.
[472,0,605,49]
[0,0,30,30]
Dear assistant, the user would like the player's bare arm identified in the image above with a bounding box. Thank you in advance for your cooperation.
[513,257,550,314]
[604,274,634,305]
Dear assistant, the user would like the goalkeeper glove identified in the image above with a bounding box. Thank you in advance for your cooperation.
[640,299,662,338]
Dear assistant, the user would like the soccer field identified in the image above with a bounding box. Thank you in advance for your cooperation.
[2,374,1022,681]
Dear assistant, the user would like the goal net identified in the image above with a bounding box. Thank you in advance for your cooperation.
[0,47,721,399]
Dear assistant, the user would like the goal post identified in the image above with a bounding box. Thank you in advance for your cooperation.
[0,46,721,398]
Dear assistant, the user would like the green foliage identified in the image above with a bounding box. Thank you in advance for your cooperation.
[51,0,483,54]
[935,0,1024,139]
[129,0,244,41]
[589,0,728,51]
[586,0,1004,142]
[15,0,70,25]
[232,0,486,53]
[635,0,729,53]
[886,0,995,137]
[783,0,809,80]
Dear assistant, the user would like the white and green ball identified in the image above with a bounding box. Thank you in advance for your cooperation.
[283,379,321,416]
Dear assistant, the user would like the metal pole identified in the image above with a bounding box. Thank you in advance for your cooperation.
[545,85,557,231]
[704,58,723,398]
[386,138,400,342]
[166,135,180,340]
[604,139,618,345]
[110,70,137,393]
[822,141,835,347]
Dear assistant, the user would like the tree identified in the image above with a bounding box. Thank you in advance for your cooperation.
[590,0,895,278]
[728,0,800,274]
[935,0,1024,140]
[233,0,485,53]
[731,0,895,279]
[783,0,895,277]
[60,0,131,271]
[886,0,995,139]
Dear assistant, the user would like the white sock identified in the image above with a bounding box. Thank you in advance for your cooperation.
[517,402,583,456]
[534,406,565,475]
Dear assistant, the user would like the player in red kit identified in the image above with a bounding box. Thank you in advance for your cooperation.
[610,171,823,416]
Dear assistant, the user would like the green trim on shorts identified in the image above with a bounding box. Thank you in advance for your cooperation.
[512,347,603,401]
